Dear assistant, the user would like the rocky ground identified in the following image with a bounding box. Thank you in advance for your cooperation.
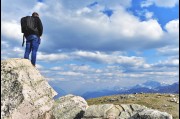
[87,93,179,119]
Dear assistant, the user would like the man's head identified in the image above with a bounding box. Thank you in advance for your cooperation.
[32,12,39,17]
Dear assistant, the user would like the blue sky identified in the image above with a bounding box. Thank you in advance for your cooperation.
[1,0,179,95]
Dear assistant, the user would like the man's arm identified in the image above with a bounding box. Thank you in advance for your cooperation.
[38,18,43,37]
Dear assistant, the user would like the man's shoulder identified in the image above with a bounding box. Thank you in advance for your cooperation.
[34,17,42,24]
[33,16,39,19]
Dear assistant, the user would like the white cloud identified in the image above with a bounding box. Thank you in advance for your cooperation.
[68,64,92,72]
[157,46,179,56]
[59,71,84,76]
[160,58,179,66]
[141,0,179,8]
[145,71,178,77]
[73,51,145,66]
[1,41,24,59]
[36,64,44,69]
[134,9,154,20]
[163,19,179,45]
[12,47,24,53]
[123,73,146,78]
[50,66,63,71]
[32,1,166,52]
[76,7,92,15]
[165,19,179,34]
[136,19,163,39]
[1,20,22,41]
[37,52,69,61]
[37,50,141,66]
[36,50,179,71]
[145,11,154,19]
[1,40,10,48]
[141,1,153,7]
[153,0,179,8]
[2,0,173,53]
[32,2,48,13]
[152,57,179,68]
[171,59,179,66]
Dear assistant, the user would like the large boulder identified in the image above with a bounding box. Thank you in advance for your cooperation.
[82,104,173,119]
[1,58,57,119]
[136,109,173,119]
[52,94,88,119]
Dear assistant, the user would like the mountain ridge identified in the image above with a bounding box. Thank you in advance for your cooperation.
[82,81,179,99]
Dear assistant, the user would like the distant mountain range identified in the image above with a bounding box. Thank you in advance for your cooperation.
[133,80,167,89]
[156,82,179,93]
[82,81,179,99]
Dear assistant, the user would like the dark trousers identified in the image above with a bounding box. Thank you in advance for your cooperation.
[24,35,40,66]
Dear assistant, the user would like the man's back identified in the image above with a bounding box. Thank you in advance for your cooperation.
[24,16,43,38]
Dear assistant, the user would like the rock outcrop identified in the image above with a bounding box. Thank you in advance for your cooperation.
[1,58,57,119]
[82,104,172,119]
[52,94,88,119]
[1,58,173,119]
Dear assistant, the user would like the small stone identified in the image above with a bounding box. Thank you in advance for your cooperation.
[169,94,175,97]
[163,104,168,107]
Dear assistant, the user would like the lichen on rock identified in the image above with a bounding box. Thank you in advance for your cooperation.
[1,58,57,119]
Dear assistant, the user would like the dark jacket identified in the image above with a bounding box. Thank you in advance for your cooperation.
[24,16,43,38]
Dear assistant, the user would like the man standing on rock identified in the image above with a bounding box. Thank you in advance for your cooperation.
[21,12,43,66]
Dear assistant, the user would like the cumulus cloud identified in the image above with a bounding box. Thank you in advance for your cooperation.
[162,19,179,46]
[36,1,166,52]
[2,0,177,53]
[165,19,179,34]
[1,20,22,41]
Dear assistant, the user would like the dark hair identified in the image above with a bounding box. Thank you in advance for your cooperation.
[32,12,39,17]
